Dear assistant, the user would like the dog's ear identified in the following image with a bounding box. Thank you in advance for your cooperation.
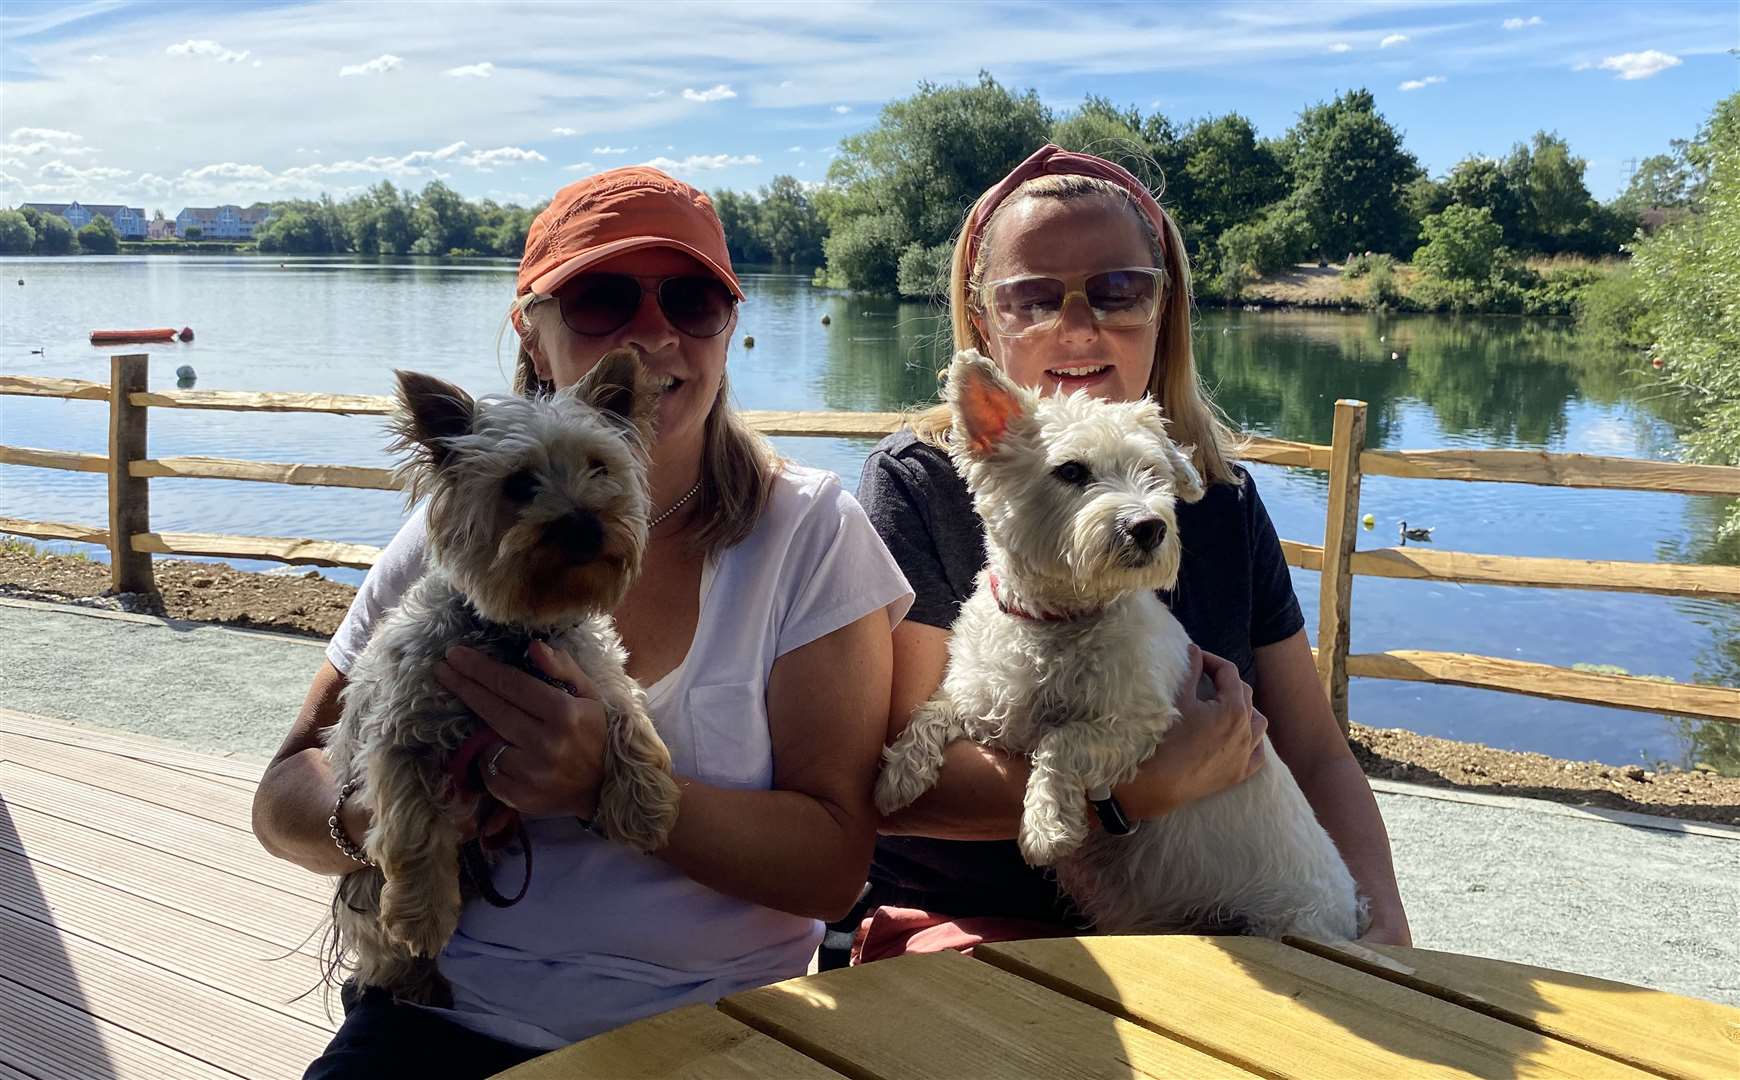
[1138,405,1206,502]
[390,369,475,470]
[947,349,1029,457]
[575,347,659,445]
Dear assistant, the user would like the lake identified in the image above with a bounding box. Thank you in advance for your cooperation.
[3,254,1735,774]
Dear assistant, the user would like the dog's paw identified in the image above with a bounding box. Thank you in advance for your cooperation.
[595,764,680,852]
[874,738,944,815]
[1017,817,1085,867]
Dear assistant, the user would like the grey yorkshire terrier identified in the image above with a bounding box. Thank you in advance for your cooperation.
[876,350,1364,940]
[323,349,681,1003]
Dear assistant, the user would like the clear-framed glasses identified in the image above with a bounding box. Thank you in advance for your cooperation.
[543,272,738,339]
[980,266,1168,338]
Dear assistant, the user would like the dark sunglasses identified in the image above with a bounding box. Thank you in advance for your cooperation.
[554,272,737,339]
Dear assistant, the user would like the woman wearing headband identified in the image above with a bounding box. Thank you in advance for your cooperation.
[254,166,912,1077]
[839,144,1410,963]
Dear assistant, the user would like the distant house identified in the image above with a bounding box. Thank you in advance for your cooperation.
[19,200,148,239]
[147,211,175,240]
[175,203,273,239]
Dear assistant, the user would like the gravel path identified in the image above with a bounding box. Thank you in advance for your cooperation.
[4,597,1735,1006]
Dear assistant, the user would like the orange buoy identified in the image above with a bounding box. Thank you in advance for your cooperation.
[90,328,179,345]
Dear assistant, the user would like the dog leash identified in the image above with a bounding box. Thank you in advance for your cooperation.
[442,628,590,908]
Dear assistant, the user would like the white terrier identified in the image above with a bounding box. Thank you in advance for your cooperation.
[876,350,1363,940]
[323,350,681,1003]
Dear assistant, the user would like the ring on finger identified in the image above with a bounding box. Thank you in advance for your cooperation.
[486,742,510,778]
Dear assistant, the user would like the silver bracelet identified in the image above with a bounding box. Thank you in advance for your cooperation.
[329,777,376,867]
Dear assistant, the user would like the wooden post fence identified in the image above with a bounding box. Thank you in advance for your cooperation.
[106,353,155,597]
[1316,399,1368,733]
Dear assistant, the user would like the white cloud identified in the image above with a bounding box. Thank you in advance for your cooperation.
[166,39,250,63]
[1328,43,1352,53]
[10,127,81,143]
[1380,34,1408,48]
[551,126,578,136]
[564,162,598,172]
[444,62,494,78]
[648,90,667,98]
[681,84,737,102]
[1399,75,1446,91]
[1597,50,1682,80]
[1,140,98,158]
[833,105,851,113]
[593,145,631,155]
[458,146,546,170]
[339,54,401,77]
[87,54,108,62]
[37,160,132,182]
[183,162,275,182]
[787,145,803,152]
[1502,16,1544,30]
[641,153,761,172]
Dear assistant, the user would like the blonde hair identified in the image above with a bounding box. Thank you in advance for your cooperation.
[910,173,1241,486]
[515,297,778,556]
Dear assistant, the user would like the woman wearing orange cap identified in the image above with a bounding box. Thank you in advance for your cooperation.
[835,144,1410,964]
[254,167,912,1076]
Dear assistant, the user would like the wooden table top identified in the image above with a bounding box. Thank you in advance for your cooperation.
[498,934,1740,1080]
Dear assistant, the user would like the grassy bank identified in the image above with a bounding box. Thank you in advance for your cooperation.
[115,240,259,254]
[1236,255,1619,317]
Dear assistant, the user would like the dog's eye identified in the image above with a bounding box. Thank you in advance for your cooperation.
[1052,461,1092,487]
[502,469,540,502]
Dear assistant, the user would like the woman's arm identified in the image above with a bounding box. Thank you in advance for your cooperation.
[252,660,373,876]
[877,622,1268,838]
[437,612,892,923]
[1254,629,1411,946]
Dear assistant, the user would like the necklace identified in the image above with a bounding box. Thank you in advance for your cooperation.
[649,480,702,530]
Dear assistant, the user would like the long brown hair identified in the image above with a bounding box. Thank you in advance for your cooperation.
[515,298,777,556]
[910,174,1241,486]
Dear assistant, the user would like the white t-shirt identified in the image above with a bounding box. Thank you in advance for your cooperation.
[325,464,913,1049]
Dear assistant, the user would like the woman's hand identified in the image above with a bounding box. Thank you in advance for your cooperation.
[434,640,609,821]
[1113,645,1268,819]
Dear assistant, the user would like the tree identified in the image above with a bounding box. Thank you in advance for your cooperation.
[822,72,1053,290]
[31,211,77,253]
[0,210,35,254]
[414,180,480,255]
[1618,153,1693,211]
[712,188,767,264]
[1514,132,1598,252]
[1635,92,1740,534]
[348,181,416,255]
[1413,204,1504,282]
[1174,114,1285,250]
[76,214,120,254]
[1278,89,1422,257]
[183,225,203,241]
[1444,157,1529,246]
[753,175,825,265]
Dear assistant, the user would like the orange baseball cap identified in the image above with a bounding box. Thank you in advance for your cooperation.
[516,166,745,304]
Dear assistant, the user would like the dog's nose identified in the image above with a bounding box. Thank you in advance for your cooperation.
[548,511,604,563]
[1126,516,1167,553]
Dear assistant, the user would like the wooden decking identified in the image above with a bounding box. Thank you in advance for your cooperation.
[0,707,337,1079]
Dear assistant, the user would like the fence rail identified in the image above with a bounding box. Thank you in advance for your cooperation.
[4,358,1739,730]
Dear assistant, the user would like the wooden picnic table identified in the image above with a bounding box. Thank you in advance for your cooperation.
[497,934,1740,1079]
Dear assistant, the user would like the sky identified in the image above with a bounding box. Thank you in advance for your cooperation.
[1,0,1734,215]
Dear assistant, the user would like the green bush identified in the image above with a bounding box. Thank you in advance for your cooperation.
[1414,204,1503,283]
[1366,258,1401,308]
[76,215,120,255]
[819,212,905,293]
[1341,252,1394,280]
[895,240,953,299]
[1575,267,1649,344]
[0,210,34,254]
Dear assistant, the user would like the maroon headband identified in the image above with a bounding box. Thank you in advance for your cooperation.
[963,143,1170,274]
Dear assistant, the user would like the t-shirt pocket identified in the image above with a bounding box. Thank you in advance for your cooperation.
[684,681,773,790]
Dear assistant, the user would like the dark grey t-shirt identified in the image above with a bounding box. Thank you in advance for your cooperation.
[857,430,1306,923]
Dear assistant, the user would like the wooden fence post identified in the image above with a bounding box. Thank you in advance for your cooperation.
[107,353,155,597]
[1316,399,1368,734]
